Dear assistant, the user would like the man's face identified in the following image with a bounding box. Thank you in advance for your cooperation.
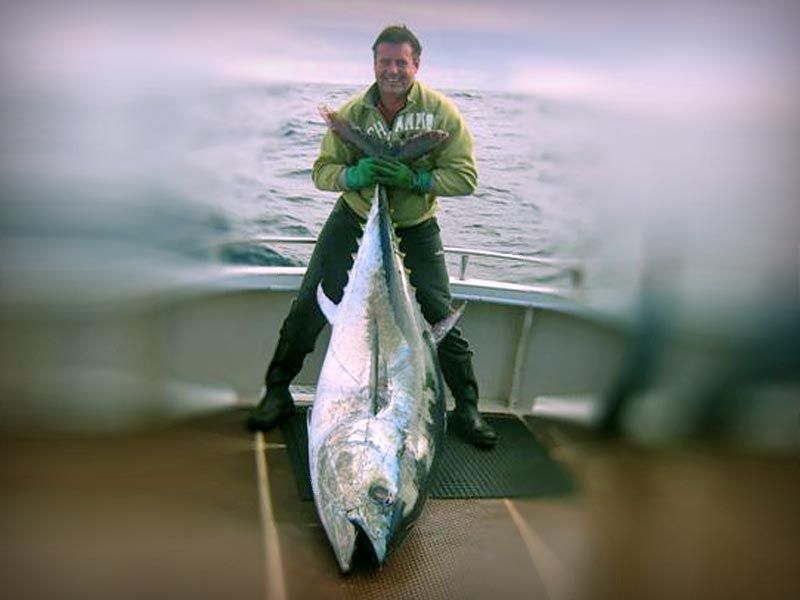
[374,42,418,98]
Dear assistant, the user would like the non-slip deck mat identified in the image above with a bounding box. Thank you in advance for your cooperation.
[278,407,575,500]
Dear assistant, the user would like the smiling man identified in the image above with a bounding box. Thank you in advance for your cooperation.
[247,25,497,448]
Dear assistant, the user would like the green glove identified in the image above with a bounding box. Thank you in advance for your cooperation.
[373,158,433,194]
[345,157,378,190]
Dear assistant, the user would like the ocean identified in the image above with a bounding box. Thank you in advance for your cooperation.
[2,77,797,327]
[169,80,590,287]
[1,80,596,292]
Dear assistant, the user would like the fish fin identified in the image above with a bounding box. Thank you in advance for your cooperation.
[319,104,392,158]
[430,302,467,345]
[394,129,450,162]
[318,103,334,125]
[370,319,378,414]
[316,283,339,324]
[369,319,390,415]
[367,318,392,416]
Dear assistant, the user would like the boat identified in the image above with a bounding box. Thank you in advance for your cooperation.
[1,236,798,599]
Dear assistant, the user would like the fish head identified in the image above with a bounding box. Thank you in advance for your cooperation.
[316,433,403,571]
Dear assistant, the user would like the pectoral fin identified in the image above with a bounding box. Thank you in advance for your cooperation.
[316,283,340,324]
[430,302,466,345]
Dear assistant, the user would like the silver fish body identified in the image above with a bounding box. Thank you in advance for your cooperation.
[308,183,448,572]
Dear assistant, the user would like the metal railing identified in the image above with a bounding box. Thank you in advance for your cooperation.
[444,246,582,287]
[211,235,583,288]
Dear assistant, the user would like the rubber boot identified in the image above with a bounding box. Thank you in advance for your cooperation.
[245,337,304,431]
[440,355,498,448]
[443,363,498,448]
[448,399,498,448]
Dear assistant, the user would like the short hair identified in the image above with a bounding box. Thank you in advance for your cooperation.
[372,25,422,64]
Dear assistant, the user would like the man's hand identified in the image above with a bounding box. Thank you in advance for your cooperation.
[345,157,379,189]
[373,158,433,194]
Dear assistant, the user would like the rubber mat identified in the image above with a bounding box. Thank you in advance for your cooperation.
[279,408,575,500]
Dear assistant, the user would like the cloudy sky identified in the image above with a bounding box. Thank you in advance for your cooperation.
[3,0,798,117]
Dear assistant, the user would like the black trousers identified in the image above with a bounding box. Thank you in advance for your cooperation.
[266,197,479,404]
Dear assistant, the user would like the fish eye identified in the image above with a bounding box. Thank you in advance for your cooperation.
[368,482,394,506]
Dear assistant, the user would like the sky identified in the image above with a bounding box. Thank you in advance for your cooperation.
[2,0,798,118]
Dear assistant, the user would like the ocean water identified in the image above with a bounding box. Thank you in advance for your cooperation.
[170,81,590,286]
[1,80,593,290]
[2,76,797,329]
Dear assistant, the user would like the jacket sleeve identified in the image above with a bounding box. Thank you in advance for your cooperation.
[311,128,356,192]
[430,104,478,196]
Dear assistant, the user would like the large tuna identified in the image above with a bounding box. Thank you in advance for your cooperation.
[308,107,459,572]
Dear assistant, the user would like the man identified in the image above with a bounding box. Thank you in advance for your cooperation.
[246,25,497,448]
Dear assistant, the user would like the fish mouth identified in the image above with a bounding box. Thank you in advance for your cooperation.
[344,495,408,571]
[350,520,387,569]
[347,510,388,567]
[327,512,387,573]
[328,518,357,573]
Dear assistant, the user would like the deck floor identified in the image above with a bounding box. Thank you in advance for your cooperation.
[1,408,798,600]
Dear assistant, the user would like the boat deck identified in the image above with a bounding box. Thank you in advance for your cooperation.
[2,407,798,600]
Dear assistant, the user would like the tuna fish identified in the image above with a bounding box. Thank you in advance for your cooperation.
[308,106,459,572]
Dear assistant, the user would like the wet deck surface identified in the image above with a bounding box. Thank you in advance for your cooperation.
[1,408,798,599]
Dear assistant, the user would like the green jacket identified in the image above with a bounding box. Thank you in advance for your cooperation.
[312,81,478,228]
